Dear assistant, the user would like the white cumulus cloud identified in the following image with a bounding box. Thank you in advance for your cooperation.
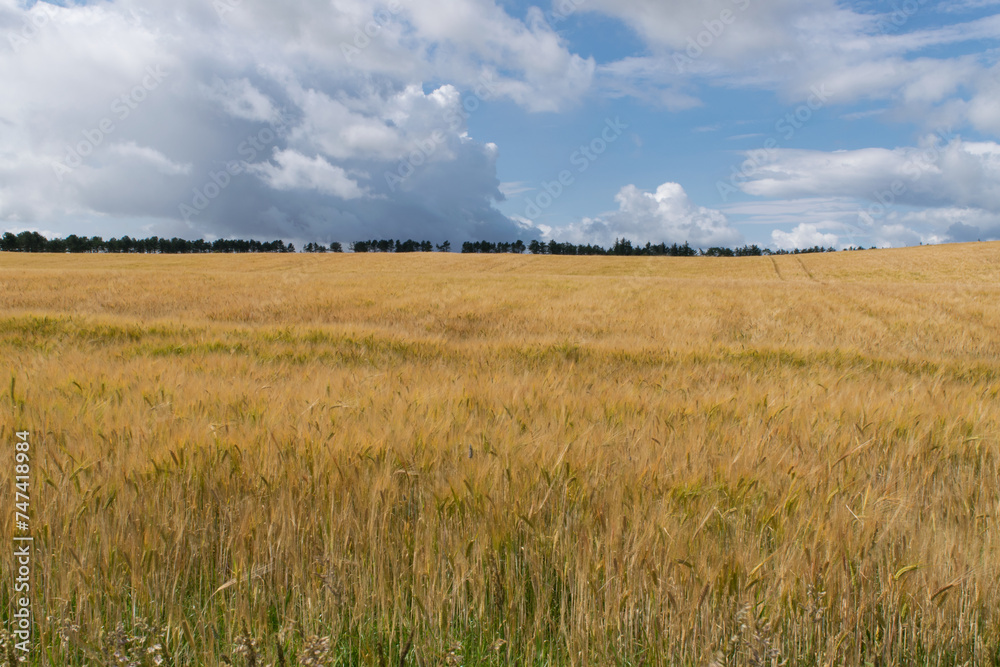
[771,223,839,250]
[0,0,590,244]
[736,138,1000,247]
[250,149,367,199]
[551,182,743,247]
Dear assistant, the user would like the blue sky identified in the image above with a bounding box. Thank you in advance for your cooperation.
[2,0,1000,249]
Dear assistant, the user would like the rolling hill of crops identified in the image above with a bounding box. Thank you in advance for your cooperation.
[1,244,998,665]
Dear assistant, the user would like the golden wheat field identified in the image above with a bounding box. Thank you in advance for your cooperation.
[1,244,999,666]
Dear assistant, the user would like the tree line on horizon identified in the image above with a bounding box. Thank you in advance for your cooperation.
[0,231,299,254]
[354,238,850,255]
[349,239,444,253]
[1,230,864,256]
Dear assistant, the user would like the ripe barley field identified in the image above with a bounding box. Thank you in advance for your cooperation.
[1,244,999,666]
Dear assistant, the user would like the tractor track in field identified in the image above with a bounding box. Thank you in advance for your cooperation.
[797,257,823,283]
[769,257,784,281]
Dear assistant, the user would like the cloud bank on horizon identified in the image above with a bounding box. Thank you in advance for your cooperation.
[2,0,1000,249]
